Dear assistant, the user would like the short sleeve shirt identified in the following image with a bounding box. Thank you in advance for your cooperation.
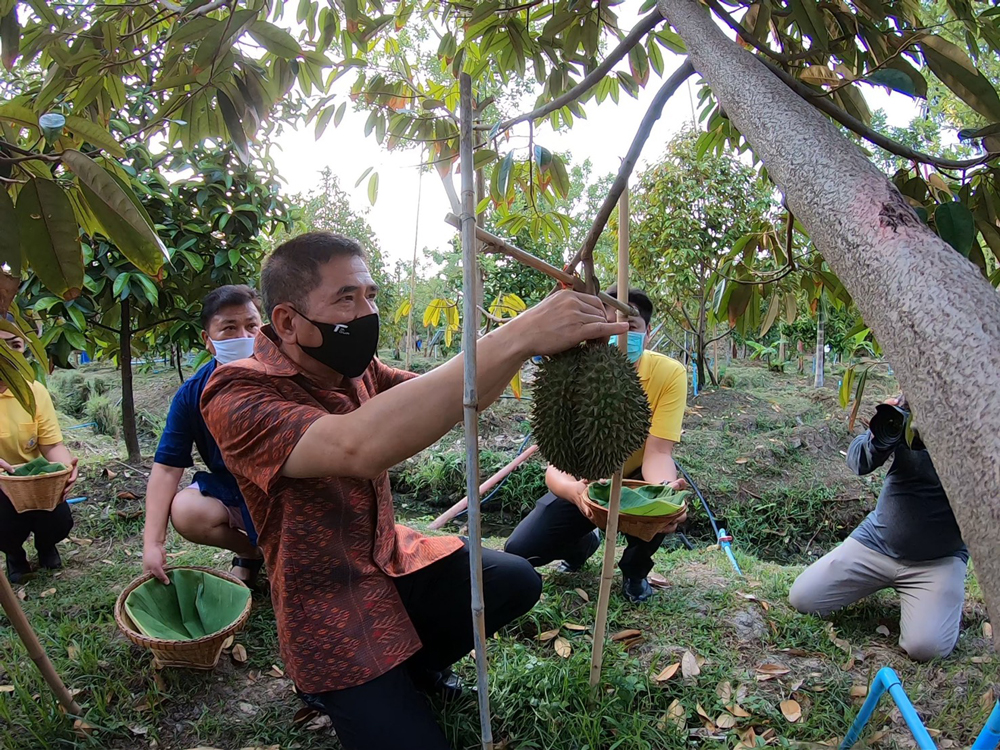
[623,351,687,477]
[200,328,463,693]
[0,380,63,464]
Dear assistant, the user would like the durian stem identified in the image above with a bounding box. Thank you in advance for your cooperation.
[443,213,635,318]
[459,72,495,750]
[590,187,632,690]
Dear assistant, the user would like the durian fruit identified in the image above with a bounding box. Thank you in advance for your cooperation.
[532,343,651,480]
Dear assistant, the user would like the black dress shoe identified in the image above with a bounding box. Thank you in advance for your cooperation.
[413,668,467,702]
[556,528,601,573]
[622,576,654,603]
[6,551,33,584]
[37,546,62,570]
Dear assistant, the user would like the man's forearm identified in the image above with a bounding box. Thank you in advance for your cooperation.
[143,464,184,544]
[846,432,894,475]
[285,320,532,480]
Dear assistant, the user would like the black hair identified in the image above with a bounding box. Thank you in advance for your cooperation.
[261,231,366,319]
[605,285,653,327]
[200,285,260,329]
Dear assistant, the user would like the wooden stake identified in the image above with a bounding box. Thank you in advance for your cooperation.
[0,566,82,716]
[590,185,630,689]
[459,72,494,750]
[405,164,423,372]
[429,444,539,530]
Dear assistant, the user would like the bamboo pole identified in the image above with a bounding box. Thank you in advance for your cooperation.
[443,214,636,318]
[0,566,82,716]
[405,165,423,372]
[459,72,494,750]
[429,444,539,530]
[589,185,630,690]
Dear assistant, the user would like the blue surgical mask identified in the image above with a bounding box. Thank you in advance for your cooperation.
[609,331,645,363]
[211,336,256,364]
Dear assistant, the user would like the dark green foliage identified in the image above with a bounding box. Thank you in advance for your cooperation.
[532,344,650,480]
[10,456,65,476]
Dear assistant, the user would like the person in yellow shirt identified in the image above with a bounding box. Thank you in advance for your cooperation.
[0,321,79,583]
[505,286,688,602]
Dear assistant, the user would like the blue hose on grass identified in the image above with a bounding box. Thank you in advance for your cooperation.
[674,460,743,577]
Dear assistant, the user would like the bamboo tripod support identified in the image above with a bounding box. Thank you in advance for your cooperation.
[459,72,494,750]
[0,566,82,716]
[589,186,630,689]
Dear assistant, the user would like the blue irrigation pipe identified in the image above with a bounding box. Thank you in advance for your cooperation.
[674,460,743,577]
[972,701,1000,750]
[66,496,88,505]
[456,433,534,518]
[840,668,938,750]
[66,422,97,430]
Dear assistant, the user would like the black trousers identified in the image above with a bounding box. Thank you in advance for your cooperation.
[303,541,542,750]
[0,491,73,559]
[505,492,666,580]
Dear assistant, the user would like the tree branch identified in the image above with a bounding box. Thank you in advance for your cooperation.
[491,10,665,133]
[563,59,695,275]
[761,58,992,170]
[705,326,736,345]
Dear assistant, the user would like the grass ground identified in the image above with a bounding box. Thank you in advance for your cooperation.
[0,359,994,750]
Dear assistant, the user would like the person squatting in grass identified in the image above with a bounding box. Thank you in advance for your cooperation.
[0,315,80,584]
[141,285,265,586]
[504,286,689,603]
[199,231,628,750]
[789,394,968,661]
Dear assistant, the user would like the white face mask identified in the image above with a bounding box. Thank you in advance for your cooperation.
[210,336,255,364]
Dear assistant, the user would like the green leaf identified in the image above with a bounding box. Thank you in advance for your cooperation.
[112,271,130,299]
[919,35,1000,122]
[334,101,347,127]
[647,37,664,76]
[550,154,570,199]
[135,274,159,307]
[791,0,829,50]
[15,179,84,299]
[367,172,379,205]
[760,291,781,336]
[838,366,854,408]
[0,344,35,415]
[315,104,336,140]
[0,101,38,132]
[1,9,19,71]
[958,123,1000,141]
[216,90,250,165]
[628,44,649,87]
[935,201,976,257]
[533,145,552,173]
[354,166,373,188]
[727,283,752,326]
[10,303,49,374]
[497,151,514,197]
[248,20,302,59]
[0,189,20,277]
[865,68,919,98]
[193,9,257,73]
[474,150,498,169]
[882,57,928,99]
[64,116,126,159]
[61,150,166,275]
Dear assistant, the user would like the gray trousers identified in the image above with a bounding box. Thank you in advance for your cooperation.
[788,537,967,661]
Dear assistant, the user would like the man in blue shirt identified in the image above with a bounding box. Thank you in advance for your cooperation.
[141,285,264,584]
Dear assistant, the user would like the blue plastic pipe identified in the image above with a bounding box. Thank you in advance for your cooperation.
[971,701,1000,750]
[840,668,938,750]
[66,496,88,505]
[716,527,742,576]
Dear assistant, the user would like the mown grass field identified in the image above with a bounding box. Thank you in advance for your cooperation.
[0,360,994,749]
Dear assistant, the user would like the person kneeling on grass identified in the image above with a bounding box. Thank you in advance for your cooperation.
[789,395,968,662]
[0,319,79,583]
[504,287,689,604]
[141,285,265,585]
[200,231,625,750]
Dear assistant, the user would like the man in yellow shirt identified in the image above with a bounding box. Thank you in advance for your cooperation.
[505,287,688,602]
[0,321,79,583]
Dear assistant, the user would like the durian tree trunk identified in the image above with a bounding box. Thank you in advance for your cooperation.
[778,338,786,366]
[659,0,1000,649]
[813,302,825,389]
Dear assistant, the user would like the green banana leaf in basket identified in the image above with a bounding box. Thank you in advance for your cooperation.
[11,456,66,476]
[588,482,690,517]
[124,569,251,641]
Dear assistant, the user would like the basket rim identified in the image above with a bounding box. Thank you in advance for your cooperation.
[114,565,252,648]
[586,480,689,520]
[0,463,74,482]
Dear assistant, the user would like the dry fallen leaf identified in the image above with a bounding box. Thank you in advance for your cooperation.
[737,727,758,749]
[66,644,79,661]
[293,707,320,725]
[716,712,739,729]
[667,699,686,731]
[40,588,56,598]
[231,644,248,664]
[681,650,701,679]
[130,725,149,736]
[735,457,749,464]
[0,685,14,693]
[842,657,855,672]
[875,625,890,637]
[755,663,790,681]
[655,662,681,683]
[69,536,92,546]
[729,704,752,718]
[981,688,995,712]
[72,719,95,738]
[222,635,235,651]
[716,680,732,703]
[16,587,26,601]
[780,699,802,723]
[984,621,993,639]
[117,491,138,500]
[537,629,559,642]
[564,623,588,632]
[850,684,868,698]
[695,703,712,721]
[574,588,589,602]
[553,637,571,658]
[611,629,641,642]
[267,665,284,679]
[102,468,118,480]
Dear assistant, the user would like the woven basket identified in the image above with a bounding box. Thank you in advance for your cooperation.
[569,479,688,542]
[114,567,252,670]
[0,464,73,514]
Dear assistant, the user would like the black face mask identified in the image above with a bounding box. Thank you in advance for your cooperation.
[294,310,380,378]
